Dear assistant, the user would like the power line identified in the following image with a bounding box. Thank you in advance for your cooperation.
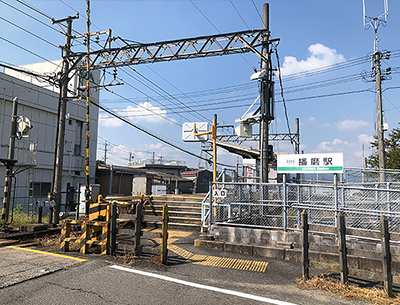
[0,0,63,35]
[274,45,293,147]
[251,0,263,23]
[95,100,213,164]
[229,0,250,29]
[16,0,53,20]
[0,36,58,65]
[0,17,59,49]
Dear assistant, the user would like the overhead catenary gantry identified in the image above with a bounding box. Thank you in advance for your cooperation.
[68,29,272,73]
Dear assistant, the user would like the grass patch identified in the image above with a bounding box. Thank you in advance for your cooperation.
[296,276,400,305]
[10,205,49,229]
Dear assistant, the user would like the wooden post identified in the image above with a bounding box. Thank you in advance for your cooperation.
[134,196,143,256]
[161,203,169,265]
[301,209,309,281]
[111,202,117,256]
[381,215,394,297]
[337,211,348,285]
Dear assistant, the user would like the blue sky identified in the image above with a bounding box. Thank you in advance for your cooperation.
[1,0,399,171]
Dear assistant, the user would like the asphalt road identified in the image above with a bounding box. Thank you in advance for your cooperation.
[0,241,368,305]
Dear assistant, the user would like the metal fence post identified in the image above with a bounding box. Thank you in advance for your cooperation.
[297,185,301,227]
[337,211,348,285]
[334,174,338,227]
[283,174,288,231]
[381,215,394,297]
[209,183,213,225]
[301,209,309,281]
[387,183,392,225]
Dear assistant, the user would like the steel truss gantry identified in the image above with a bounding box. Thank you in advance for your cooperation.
[68,29,270,73]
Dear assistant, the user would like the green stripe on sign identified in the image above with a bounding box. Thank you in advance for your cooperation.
[278,166,343,172]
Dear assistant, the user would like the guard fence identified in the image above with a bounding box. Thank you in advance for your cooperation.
[206,179,400,233]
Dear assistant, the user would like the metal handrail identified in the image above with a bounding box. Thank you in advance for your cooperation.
[201,168,226,232]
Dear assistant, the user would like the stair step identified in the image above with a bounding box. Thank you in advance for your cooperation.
[144,205,203,211]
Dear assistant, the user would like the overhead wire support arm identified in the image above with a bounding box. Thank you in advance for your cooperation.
[72,29,269,70]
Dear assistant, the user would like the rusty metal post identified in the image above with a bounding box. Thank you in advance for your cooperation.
[337,211,348,285]
[301,209,309,281]
[381,215,394,297]
[161,203,169,264]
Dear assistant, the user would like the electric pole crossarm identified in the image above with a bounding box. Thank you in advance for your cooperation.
[76,29,269,70]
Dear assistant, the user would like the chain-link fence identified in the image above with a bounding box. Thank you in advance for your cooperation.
[209,180,400,233]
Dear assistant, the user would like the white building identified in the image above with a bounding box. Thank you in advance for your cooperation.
[0,61,99,214]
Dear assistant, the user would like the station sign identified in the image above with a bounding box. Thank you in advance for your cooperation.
[277,153,344,174]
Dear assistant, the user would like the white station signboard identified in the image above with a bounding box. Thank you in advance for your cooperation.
[277,153,344,174]
[182,122,209,142]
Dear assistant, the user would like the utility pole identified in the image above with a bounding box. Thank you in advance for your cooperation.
[52,14,79,225]
[103,142,108,164]
[1,97,18,227]
[363,0,390,182]
[260,3,274,183]
[374,50,385,182]
[84,0,92,205]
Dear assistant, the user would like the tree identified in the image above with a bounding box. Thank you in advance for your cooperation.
[367,124,400,169]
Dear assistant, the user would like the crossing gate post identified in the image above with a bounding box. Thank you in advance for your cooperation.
[161,203,169,265]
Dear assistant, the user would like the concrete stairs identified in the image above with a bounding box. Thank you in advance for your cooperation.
[144,194,206,231]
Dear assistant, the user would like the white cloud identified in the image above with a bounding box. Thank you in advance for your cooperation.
[314,138,348,152]
[120,102,174,124]
[357,134,374,144]
[280,43,345,76]
[99,113,123,127]
[336,119,369,130]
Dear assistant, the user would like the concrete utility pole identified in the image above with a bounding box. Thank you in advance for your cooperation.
[52,14,79,225]
[259,3,274,183]
[374,51,385,182]
[363,0,389,182]
[104,142,108,164]
[1,97,18,227]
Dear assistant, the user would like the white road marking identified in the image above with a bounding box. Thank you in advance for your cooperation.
[110,265,298,305]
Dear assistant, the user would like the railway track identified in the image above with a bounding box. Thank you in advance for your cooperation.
[0,227,61,247]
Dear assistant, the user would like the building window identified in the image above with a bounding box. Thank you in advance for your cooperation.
[74,121,83,156]
[33,182,51,197]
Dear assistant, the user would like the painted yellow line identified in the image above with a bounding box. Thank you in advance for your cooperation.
[168,244,268,272]
[7,246,88,262]
[142,229,192,238]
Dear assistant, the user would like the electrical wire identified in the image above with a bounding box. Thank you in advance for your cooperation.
[0,17,59,49]
[0,36,58,66]
[0,0,63,35]
[251,0,263,23]
[274,45,292,147]
[229,0,249,29]
[95,99,213,164]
